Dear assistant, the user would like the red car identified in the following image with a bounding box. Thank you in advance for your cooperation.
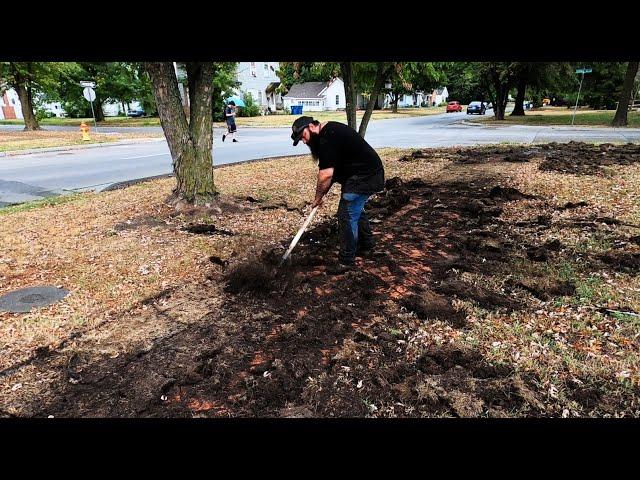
[446,101,463,113]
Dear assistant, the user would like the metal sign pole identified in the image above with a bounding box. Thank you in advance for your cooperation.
[80,82,98,130]
[572,68,591,126]
[89,97,97,129]
[572,71,585,126]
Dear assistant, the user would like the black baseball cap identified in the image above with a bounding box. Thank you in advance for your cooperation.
[291,116,315,146]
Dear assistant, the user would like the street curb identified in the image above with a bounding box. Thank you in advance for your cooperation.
[458,120,640,132]
[104,154,307,191]
[0,138,165,157]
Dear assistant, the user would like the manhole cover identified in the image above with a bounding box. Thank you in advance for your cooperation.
[0,286,70,313]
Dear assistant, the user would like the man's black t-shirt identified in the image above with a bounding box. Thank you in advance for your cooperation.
[316,121,385,194]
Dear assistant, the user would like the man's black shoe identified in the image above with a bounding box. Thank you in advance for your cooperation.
[233,139,238,142]
[326,262,355,275]
[222,134,226,142]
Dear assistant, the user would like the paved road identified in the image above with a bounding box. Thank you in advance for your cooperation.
[2,112,640,205]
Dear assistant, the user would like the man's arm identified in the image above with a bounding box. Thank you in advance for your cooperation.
[311,167,334,208]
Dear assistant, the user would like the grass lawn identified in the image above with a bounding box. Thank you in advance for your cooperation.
[469,107,640,127]
[0,107,448,129]
[217,106,448,128]
[0,117,161,127]
[0,130,164,153]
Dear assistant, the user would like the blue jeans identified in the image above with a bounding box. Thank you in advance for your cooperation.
[337,192,375,265]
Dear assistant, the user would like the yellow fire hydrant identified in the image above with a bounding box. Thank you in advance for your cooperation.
[80,122,91,141]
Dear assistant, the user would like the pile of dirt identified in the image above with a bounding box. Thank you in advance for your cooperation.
[182,223,234,236]
[406,142,640,176]
[513,278,576,301]
[401,288,466,327]
[539,141,640,175]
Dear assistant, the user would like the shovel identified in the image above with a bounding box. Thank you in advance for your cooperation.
[280,206,319,266]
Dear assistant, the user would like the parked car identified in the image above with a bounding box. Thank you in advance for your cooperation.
[446,101,463,113]
[467,101,486,115]
[126,108,146,118]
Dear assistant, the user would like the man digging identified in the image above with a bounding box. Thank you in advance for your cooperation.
[291,116,385,274]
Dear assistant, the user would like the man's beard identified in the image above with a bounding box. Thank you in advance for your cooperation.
[306,132,321,161]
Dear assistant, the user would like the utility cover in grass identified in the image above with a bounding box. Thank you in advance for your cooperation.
[0,286,69,313]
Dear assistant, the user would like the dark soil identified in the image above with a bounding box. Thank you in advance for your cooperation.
[403,142,640,176]
[14,143,640,418]
[182,223,234,236]
[538,141,640,175]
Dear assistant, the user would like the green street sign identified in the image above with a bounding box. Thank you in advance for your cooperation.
[576,68,592,74]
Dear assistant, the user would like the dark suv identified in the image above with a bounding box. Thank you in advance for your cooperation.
[466,101,486,115]
[126,108,146,118]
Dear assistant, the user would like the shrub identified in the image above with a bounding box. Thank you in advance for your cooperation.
[237,92,261,117]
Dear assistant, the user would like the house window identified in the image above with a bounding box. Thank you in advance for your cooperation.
[263,63,269,75]
[258,91,263,104]
[335,95,339,105]
[250,62,256,77]
[12,99,16,105]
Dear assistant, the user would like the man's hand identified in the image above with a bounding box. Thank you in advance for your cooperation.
[311,167,333,210]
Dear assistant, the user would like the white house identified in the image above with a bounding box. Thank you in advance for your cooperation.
[283,78,346,112]
[173,62,283,113]
[41,101,66,117]
[0,89,23,120]
[428,87,449,106]
[102,100,143,117]
[233,62,282,112]
[392,92,429,108]
[382,86,449,109]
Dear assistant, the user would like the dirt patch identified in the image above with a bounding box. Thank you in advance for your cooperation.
[527,239,565,262]
[434,278,520,312]
[514,278,576,301]
[401,289,466,327]
[224,260,287,295]
[558,201,589,210]
[538,141,640,175]
[3,143,640,418]
[488,186,535,201]
[182,223,234,236]
[599,252,640,273]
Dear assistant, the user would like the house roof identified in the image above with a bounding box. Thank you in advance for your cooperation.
[283,82,328,99]
[436,87,446,94]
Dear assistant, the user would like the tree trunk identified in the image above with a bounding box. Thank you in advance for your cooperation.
[14,83,40,130]
[340,62,357,130]
[510,75,527,116]
[612,61,639,127]
[491,76,510,121]
[392,93,399,113]
[374,94,381,110]
[93,98,105,122]
[145,62,217,204]
[494,85,508,120]
[358,62,387,138]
